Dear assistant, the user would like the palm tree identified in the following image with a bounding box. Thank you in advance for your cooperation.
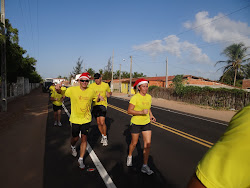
[215,43,249,86]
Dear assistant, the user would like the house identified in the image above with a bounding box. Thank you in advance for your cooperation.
[52,78,66,85]
[242,79,250,91]
[71,74,81,86]
[111,75,240,94]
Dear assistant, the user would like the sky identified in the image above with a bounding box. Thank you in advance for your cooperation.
[5,0,250,81]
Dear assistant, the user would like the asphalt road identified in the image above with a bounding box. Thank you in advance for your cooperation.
[43,96,228,188]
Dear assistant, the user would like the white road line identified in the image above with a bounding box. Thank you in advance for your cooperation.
[62,103,117,188]
[86,143,116,188]
[62,103,71,116]
[111,96,228,126]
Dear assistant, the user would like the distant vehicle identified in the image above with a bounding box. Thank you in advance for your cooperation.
[42,78,53,93]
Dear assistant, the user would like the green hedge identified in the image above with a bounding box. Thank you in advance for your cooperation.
[148,85,159,92]
[148,86,249,110]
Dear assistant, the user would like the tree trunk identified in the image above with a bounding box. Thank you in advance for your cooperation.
[233,68,237,86]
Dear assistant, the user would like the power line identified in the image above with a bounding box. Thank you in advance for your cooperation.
[27,0,36,57]
[36,0,40,62]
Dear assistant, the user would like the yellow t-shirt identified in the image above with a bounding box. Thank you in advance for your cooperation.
[61,86,67,93]
[49,85,55,93]
[196,104,250,188]
[65,86,97,124]
[51,90,64,106]
[129,93,152,125]
[88,82,111,107]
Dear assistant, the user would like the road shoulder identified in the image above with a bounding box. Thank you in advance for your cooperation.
[0,87,49,188]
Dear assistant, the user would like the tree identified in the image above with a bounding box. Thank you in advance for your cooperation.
[0,19,42,83]
[102,57,112,80]
[99,69,103,75]
[113,70,120,79]
[121,71,130,78]
[85,68,95,77]
[71,57,83,78]
[218,67,245,87]
[133,72,146,78]
[171,74,184,95]
[242,63,250,79]
[215,43,250,86]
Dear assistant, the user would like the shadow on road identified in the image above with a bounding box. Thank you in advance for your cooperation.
[120,124,173,188]
[43,102,106,188]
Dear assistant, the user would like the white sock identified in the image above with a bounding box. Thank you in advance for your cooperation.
[143,164,147,167]
[78,157,83,161]
[128,156,132,159]
[103,135,107,139]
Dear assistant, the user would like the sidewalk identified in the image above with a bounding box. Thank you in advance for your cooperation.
[0,87,49,188]
[112,92,236,123]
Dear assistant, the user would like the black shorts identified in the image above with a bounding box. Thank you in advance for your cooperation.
[71,122,91,137]
[130,123,152,134]
[53,104,62,111]
[92,105,107,118]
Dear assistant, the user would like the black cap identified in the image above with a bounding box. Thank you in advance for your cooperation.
[94,73,101,79]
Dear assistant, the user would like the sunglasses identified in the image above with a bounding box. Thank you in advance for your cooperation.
[79,80,89,83]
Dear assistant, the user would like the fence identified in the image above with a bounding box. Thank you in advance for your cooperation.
[1,77,40,102]
[149,87,250,110]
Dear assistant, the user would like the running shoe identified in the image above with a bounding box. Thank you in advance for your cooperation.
[100,136,104,144]
[102,137,108,146]
[78,159,85,169]
[54,121,57,126]
[58,122,62,126]
[141,165,154,175]
[126,156,132,167]
[71,146,77,157]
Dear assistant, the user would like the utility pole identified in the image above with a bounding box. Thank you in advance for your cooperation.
[165,57,168,88]
[111,49,114,92]
[119,64,121,93]
[1,0,7,112]
[129,56,132,95]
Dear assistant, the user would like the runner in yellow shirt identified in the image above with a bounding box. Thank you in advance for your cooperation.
[49,83,55,95]
[187,103,250,188]
[60,83,67,94]
[65,72,103,169]
[50,84,65,126]
[89,73,112,146]
[126,78,156,175]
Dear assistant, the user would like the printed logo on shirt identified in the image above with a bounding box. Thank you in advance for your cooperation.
[142,101,150,106]
[79,103,91,119]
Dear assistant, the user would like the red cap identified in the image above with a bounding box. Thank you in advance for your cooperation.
[133,78,148,88]
[79,72,91,80]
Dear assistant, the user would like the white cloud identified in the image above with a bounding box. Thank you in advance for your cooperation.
[184,11,250,46]
[133,35,211,64]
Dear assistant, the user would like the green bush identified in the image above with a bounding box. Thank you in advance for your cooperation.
[148,85,249,110]
[148,85,159,92]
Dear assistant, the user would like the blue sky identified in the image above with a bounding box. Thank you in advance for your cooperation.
[5,0,250,80]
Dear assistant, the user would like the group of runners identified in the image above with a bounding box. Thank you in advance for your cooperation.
[49,72,156,175]
[48,72,250,186]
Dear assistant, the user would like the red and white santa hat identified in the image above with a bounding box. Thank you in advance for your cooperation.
[133,78,148,88]
[78,72,91,80]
